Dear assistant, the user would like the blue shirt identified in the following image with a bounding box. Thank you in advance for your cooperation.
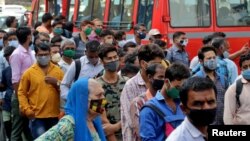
[139,92,185,141]
[166,45,189,67]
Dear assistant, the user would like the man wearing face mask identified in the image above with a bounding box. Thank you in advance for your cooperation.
[18,43,64,138]
[99,29,115,45]
[60,40,104,101]
[126,23,147,46]
[166,77,217,141]
[6,31,19,48]
[195,46,228,125]
[211,37,238,84]
[139,63,190,141]
[50,20,65,39]
[224,53,250,125]
[73,20,94,59]
[166,31,189,67]
[88,18,103,42]
[96,44,128,140]
[58,39,76,73]
[130,63,166,141]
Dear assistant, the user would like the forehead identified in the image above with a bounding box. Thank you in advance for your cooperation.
[94,21,103,26]
[204,51,216,58]
[188,89,216,103]
[37,48,50,54]
[148,57,162,64]
[155,67,165,75]
[242,60,250,66]
[64,44,75,48]
[105,51,118,57]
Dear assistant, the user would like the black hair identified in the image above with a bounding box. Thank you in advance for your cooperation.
[202,34,214,45]
[5,16,16,27]
[121,63,140,76]
[146,63,164,76]
[138,44,164,62]
[42,13,53,23]
[212,32,226,38]
[98,43,117,60]
[0,30,6,34]
[173,31,185,40]
[125,52,138,64]
[52,20,63,27]
[198,46,217,60]
[51,35,62,44]
[34,42,51,54]
[34,21,42,30]
[211,37,226,49]
[114,30,126,40]
[16,26,31,44]
[118,48,126,57]
[180,76,217,106]
[134,23,145,31]
[64,22,74,32]
[99,29,114,38]
[123,41,137,52]
[165,63,191,81]
[154,39,167,48]
[86,40,100,52]
[239,53,250,68]
[4,46,16,57]
[5,31,17,39]
[54,14,66,21]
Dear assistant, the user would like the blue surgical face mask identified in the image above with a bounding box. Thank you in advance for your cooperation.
[223,51,230,58]
[242,69,250,80]
[204,59,217,71]
[8,40,19,48]
[138,31,146,39]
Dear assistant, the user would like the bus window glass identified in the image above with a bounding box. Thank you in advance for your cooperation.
[108,0,134,30]
[68,0,75,21]
[38,0,46,22]
[169,0,210,27]
[137,0,154,29]
[77,0,106,23]
[48,0,61,15]
[216,0,250,26]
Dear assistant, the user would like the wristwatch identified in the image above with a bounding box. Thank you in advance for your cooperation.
[57,81,61,87]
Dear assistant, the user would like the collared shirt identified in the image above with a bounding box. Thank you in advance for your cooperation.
[224,58,238,84]
[120,72,147,141]
[130,90,153,141]
[18,63,64,118]
[58,59,71,73]
[195,69,227,125]
[60,56,103,100]
[224,77,250,125]
[140,92,185,141]
[10,45,36,83]
[0,51,8,99]
[166,117,206,141]
[166,45,189,67]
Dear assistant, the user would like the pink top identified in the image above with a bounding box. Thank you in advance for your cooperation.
[10,45,36,83]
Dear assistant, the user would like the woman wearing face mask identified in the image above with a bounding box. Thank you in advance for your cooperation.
[35,78,107,141]
[58,39,76,73]
[130,63,166,140]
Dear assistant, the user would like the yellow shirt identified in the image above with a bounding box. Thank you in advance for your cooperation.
[18,63,64,118]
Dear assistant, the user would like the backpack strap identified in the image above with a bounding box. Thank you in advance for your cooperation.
[142,103,165,119]
[236,79,243,107]
[74,59,81,81]
[73,34,80,48]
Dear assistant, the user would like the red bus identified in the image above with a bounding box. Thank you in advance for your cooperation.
[30,0,250,61]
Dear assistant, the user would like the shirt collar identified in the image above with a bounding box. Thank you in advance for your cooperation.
[84,56,101,66]
[19,45,31,53]
[155,91,165,101]
[172,45,183,52]
[184,117,206,138]
[135,72,146,86]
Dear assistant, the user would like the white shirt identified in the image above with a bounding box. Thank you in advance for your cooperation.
[60,56,103,100]
[58,59,71,73]
[166,117,206,141]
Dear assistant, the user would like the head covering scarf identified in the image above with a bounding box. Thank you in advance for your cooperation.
[65,78,106,141]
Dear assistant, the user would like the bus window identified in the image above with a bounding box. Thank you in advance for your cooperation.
[48,0,61,16]
[169,0,210,27]
[38,0,46,22]
[77,0,106,24]
[107,0,134,30]
[68,0,75,21]
[137,0,154,29]
[216,0,250,26]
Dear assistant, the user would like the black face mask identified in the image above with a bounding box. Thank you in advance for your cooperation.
[187,107,217,126]
[152,79,164,91]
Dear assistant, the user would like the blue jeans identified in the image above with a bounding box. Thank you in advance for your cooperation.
[30,118,58,139]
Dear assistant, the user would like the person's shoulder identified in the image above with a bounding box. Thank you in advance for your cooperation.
[166,122,186,141]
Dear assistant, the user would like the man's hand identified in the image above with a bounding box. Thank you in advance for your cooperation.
[45,76,58,86]
[24,109,35,119]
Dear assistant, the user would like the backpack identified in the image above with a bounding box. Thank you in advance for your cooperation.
[236,79,243,107]
[141,103,174,137]
[74,59,81,81]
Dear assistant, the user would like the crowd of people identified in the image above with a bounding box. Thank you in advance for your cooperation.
[0,12,249,141]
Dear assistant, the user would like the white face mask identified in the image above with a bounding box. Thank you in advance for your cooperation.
[51,53,61,63]
[180,39,188,47]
